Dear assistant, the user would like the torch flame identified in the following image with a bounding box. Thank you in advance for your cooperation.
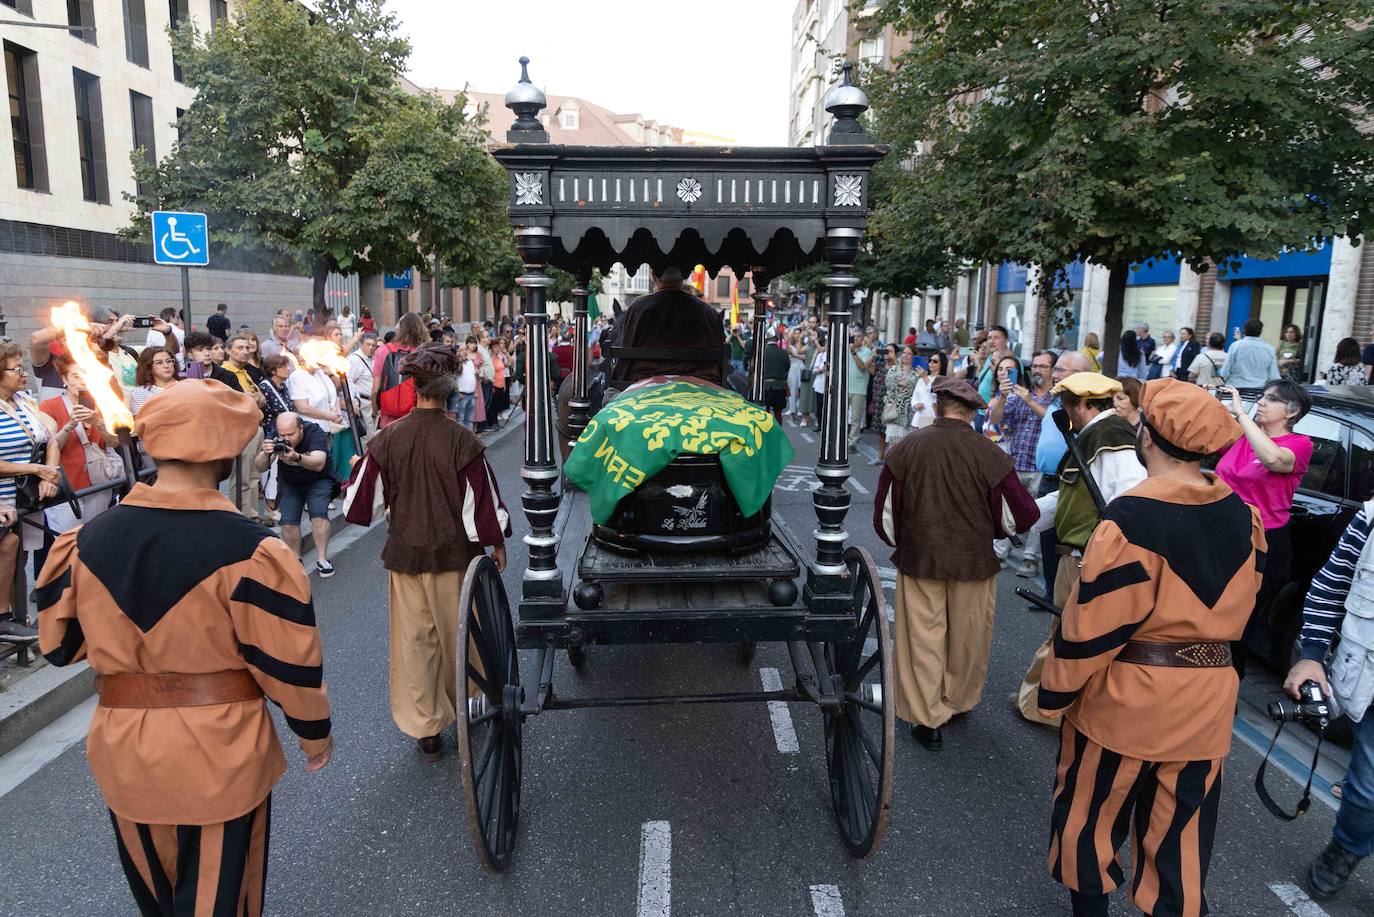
[50,301,135,432]
[298,338,351,376]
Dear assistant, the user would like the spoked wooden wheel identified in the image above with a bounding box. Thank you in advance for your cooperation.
[456,554,523,872]
[821,547,894,858]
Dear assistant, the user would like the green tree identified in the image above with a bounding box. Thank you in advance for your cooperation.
[128,0,508,317]
[871,0,1374,369]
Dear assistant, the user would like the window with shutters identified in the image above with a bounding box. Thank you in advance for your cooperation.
[67,0,96,44]
[73,68,109,204]
[5,41,47,192]
[168,0,188,82]
[123,0,149,68]
[130,90,155,197]
[211,0,228,28]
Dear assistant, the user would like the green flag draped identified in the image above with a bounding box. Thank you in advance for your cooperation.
[566,382,794,524]
[587,292,600,319]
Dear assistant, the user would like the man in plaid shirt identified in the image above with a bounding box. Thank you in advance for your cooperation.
[988,351,1056,577]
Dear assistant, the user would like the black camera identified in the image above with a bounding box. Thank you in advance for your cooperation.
[1268,679,1330,730]
[271,438,291,455]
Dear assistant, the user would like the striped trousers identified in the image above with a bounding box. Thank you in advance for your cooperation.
[109,795,271,917]
[1049,722,1222,917]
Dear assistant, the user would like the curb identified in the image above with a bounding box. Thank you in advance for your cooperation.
[0,661,95,758]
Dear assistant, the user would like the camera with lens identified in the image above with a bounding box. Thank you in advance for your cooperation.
[271,437,291,455]
[1267,679,1330,730]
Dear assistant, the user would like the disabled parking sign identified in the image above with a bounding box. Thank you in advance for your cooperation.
[151,211,209,266]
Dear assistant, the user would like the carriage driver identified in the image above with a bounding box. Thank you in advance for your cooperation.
[557,263,727,460]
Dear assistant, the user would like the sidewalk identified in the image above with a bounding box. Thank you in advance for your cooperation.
[0,406,526,758]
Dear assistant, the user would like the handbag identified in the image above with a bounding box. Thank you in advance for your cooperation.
[0,396,47,512]
[881,401,900,424]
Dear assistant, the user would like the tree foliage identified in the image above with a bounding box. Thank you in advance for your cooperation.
[870,0,1374,367]
[127,0,508,315]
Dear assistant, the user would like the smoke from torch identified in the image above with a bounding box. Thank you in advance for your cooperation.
[50,302,134,432]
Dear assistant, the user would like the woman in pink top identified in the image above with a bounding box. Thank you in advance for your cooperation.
[1216,378,1313,676]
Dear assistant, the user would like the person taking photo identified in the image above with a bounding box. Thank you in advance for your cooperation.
[253,412,335,578]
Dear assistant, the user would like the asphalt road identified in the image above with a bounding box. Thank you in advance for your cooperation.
[2,415,1372,916]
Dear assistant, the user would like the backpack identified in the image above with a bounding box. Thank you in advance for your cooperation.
[377,346,417,418]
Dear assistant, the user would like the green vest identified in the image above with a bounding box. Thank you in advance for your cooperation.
[1055,413,1138,549]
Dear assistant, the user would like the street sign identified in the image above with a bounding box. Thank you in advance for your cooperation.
[151,210,209,266]
[384,269,414,290]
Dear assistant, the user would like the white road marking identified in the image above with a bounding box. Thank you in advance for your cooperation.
[848,477,869,495]
[0,696,96,799]
[809,884,845,917]
[637,820,672,917]
[760,667,800,754]
[1269,882,1331,916]
[853,442,882,465]
[799,432,815,443]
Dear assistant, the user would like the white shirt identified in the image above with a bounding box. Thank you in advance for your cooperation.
[1028,409,1147,544]
[287,367,338,426]
[146,326,187,367]
[457,359,478,394]
[337,314,356,338]
[347,351,374,416]
[811,351,827,394]
[1189,349,1226,386]
[909,376,937,429]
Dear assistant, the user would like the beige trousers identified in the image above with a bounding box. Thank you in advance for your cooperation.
[1015,554,1082,726]
[893,573,998,728]
[388,568,465,739]
[236,430,263,518]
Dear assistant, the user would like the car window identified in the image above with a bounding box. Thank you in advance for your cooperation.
[1293,413,1346,500]
[1351,428,1374,503]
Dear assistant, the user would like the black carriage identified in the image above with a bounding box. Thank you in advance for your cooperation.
[456,58,893,871]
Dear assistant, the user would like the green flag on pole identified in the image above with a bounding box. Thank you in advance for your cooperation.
[565,381,793,524]
[587,292,601,320]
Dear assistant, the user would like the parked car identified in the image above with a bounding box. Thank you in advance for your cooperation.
[1238,385,1374,670]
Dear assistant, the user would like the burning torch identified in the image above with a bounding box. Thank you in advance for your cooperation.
[50,302,140,491]
[298,339,365,449]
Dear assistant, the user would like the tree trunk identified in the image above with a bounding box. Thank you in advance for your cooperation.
[311,255,331,323]
[1101,260,1129,375]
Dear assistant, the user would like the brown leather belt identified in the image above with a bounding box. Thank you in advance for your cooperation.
[97,671,263,708]
[1117,641,1233,668]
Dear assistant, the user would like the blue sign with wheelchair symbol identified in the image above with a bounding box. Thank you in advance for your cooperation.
[151,211,209,266]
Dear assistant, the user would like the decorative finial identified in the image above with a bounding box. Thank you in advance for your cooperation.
[824,59,871,145]
[505,55,549,143]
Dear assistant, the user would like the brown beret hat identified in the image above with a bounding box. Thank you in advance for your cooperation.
[135,379,261,462]
[1139,378,1241,456]
[931,375,987,410]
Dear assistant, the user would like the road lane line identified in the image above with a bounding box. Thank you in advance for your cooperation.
[637,820,672,917]
[1231,711,1338,811]
[1269,882,1331,916]
[809,884,845,917]
[760,667,800,754]
[848,477,869,495]
[854,442,881,464]
[0,696,96,799]
[799,432,815,443]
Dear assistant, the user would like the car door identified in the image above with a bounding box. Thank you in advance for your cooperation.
[1287,411,1351,582]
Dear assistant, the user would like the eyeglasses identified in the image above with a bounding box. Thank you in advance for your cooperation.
[1260,393,1287,404]
[1,366,27,375]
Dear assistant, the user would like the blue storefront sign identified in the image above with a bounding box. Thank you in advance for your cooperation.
[384,269,414,290]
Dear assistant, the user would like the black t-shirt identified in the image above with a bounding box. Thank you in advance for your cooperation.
[206,313,231,341]
[1362,343,1374,369]
[276,422,330,487]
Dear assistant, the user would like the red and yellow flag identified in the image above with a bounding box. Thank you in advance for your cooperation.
[690,264,708,296]
[730,274,739,327]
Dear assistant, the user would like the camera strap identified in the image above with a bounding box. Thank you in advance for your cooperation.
[1254,720,1324,821]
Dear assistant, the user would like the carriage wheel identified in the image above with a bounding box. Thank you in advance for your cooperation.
[821,547,894,858]
[566,645,586,669]
[456,554,523,872]
[739,641,758,664]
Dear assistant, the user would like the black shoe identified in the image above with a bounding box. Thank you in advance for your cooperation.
[911,724,943,751]
[416,735,443,763]
[0,617,40,645]
[1308,839,1364,900]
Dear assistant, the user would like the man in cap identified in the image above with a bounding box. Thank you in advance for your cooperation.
[1038,378,1264,917]
[874,376,1039,750]
[344,344,511,762]
[1014,372,1146,726]
[35,379,333,916]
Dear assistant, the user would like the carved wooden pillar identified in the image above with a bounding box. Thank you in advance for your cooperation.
[747,267,769,405]
[516,227,561,602]
[568,266,593,446]
[809,228,861,594]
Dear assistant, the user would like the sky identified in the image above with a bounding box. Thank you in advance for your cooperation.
[384,0,795,145]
